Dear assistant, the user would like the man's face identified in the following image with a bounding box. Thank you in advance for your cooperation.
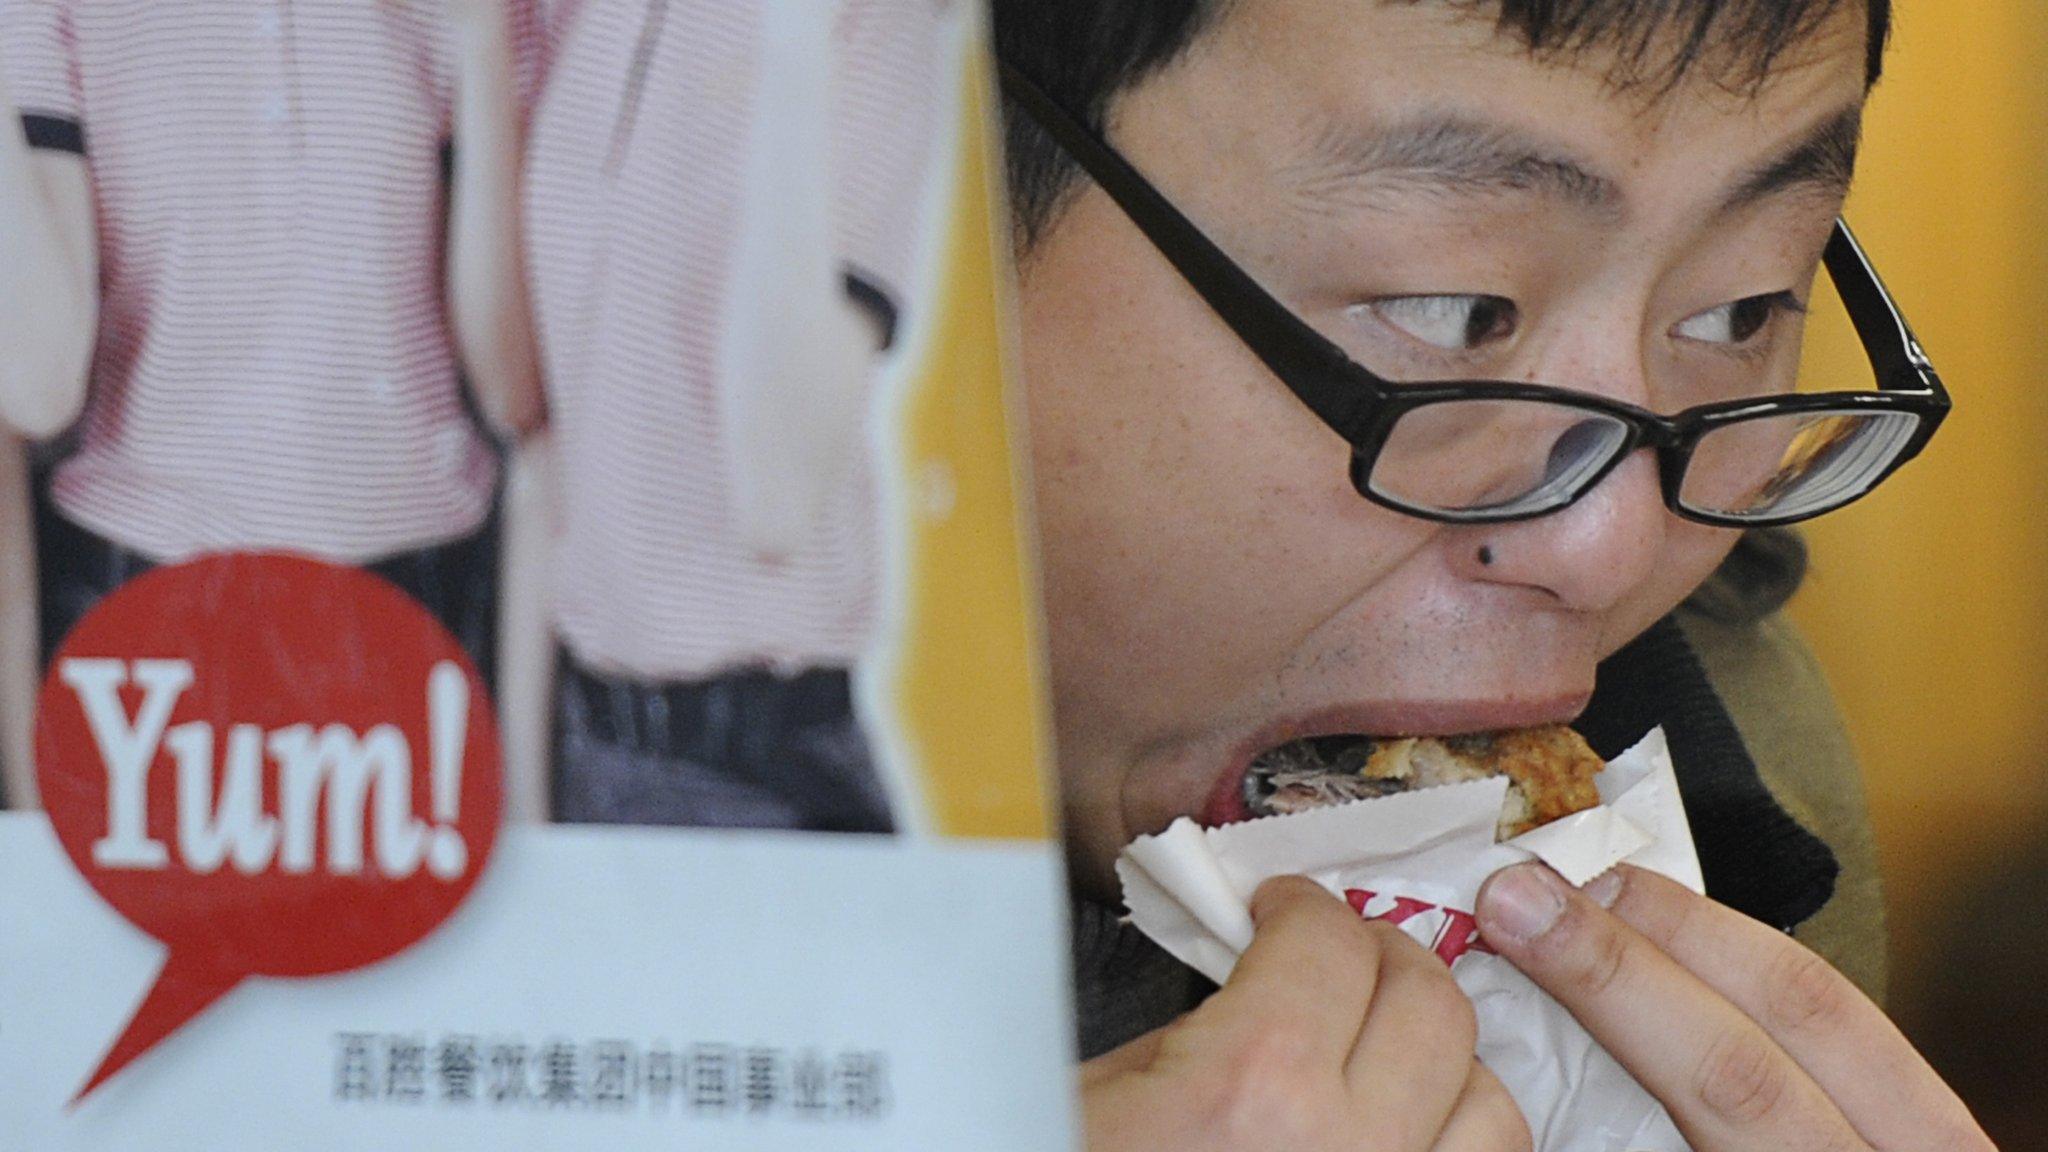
[1017,0,1869,895]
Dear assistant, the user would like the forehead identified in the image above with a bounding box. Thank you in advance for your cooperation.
[1170,0,1869,221]
[1210,0,1868,92]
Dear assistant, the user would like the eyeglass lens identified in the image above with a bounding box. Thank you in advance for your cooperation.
[1365,399,1922,523]
[1365,399,1632,517]
[1678,409,1922,521]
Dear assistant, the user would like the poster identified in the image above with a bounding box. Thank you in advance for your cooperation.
[0,2,1076,1147]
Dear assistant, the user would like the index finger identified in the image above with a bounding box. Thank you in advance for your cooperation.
[1598,866,1991,1151]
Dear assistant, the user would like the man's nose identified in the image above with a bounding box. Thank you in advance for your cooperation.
[1443,311,1679,611]
[1453,444,1670,614]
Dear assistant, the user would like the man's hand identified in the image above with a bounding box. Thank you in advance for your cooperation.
[1086,876,1531,1151]
[1477,862,1995,1151]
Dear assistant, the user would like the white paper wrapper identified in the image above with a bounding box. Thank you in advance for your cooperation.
[1116,729,1702,1152]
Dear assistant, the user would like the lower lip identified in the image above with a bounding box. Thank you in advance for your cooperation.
[1200,767,1252,828]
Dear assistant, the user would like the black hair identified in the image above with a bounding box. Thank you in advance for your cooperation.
[994,0,1892,250]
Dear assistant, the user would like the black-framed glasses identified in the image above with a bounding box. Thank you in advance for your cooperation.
[1001,63,1950,527]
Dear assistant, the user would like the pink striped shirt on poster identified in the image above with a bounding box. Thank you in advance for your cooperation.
[525,0,947,682]
[0,0,541,563]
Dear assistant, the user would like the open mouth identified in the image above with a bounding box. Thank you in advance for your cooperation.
[1230,726,1605,840]
[1243,732,1501,814]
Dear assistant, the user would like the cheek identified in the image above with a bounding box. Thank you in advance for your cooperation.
[1608,522,1742,652]
[1015,212,1386,742]
[1023,306,1271,715]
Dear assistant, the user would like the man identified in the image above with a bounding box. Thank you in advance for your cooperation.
[0,0,542,762]
[993,1,1990,1148]
[519,0,943,832]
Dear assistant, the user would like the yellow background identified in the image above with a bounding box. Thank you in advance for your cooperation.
[1786,0,2048,1118]
[891,44,1058,842]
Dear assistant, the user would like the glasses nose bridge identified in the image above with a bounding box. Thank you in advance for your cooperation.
[1575,407,1692,516]
[1626,409,1690,457]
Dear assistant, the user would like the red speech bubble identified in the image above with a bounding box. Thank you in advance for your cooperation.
[34,553,502,1103]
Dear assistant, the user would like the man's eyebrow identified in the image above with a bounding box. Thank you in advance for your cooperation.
[1282,112,1624,216]
[1720,104,1863,214]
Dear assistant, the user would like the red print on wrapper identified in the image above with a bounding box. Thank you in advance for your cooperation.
[34,554,503,1103]
[1346,889,1494,967]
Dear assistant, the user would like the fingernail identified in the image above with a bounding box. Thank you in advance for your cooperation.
[1583,868,1625,909]
[1481,864,1567,944]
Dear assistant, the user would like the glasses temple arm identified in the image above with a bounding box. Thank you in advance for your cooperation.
[1823,221,1941,392]
[998,61,1378,432]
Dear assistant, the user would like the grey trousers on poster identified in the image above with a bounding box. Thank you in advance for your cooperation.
[551,654,896,834]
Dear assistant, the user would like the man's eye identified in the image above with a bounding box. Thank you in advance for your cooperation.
[1673,292,1805,346]
[1367,294,1517,351]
